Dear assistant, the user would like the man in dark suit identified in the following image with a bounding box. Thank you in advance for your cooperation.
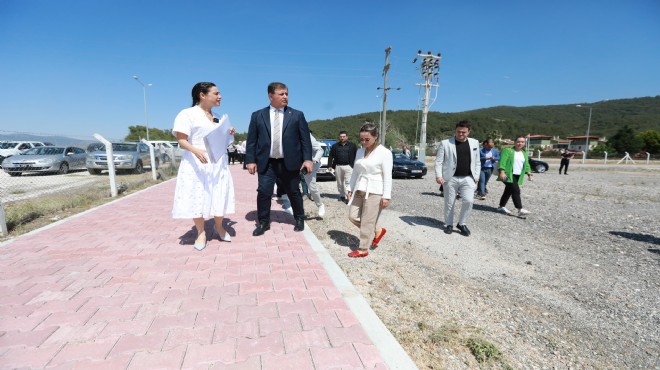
[246,82,313,236]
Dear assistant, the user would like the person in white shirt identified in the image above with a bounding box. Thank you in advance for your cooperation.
[346,123,393,258]
[303,133,326,218]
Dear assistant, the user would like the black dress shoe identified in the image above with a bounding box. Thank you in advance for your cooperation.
[294,218,305,232]
[252,222,270,236]
[444,225,453,234]
[456,224,471,236]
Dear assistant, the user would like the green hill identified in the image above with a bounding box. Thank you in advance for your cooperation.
[309,96,660,146]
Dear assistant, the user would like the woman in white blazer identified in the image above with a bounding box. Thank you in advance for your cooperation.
[346,123,393,258]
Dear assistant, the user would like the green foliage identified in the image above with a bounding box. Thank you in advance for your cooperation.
[637,130,660,153]
[124,126,176,141]
[307,96,660,146]
[591,142,614,154]
[608,125,644,154]
[466,338,503,364]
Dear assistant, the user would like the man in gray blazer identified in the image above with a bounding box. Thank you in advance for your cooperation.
[435,120,481,236]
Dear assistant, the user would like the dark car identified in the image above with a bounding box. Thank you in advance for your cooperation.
[392,153,427,178]
[529,158,549,173]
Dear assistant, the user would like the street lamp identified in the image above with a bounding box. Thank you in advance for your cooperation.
[133,76,152,141]
[576,104,592,163]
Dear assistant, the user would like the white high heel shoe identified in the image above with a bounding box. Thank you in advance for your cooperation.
[215,228,231,242]
[194,231,207,251]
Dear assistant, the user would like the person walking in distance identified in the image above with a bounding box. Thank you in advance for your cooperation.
[171,82,236,251]
[346,123,392,258]
[497,136,533,217]
[328,130,357,203]
[435,120,481,237]
[245,82,313,236]
[477,138,500,200]
[559,149,574,175]
[303,132,326,218]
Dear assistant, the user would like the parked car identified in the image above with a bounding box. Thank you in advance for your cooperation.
[86,142,158,175]
[148,140,183,162]
[529,158,549,173]
[2,146,87,176]
[0,141,46,166]
[392,152,427,178]
[315,142,336,181]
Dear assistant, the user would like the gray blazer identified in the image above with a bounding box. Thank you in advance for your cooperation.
[434,137,481,182]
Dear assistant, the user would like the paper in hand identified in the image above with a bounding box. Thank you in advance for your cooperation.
[203,114,234,163]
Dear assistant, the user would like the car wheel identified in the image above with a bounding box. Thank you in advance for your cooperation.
[88,168,102,175]
[133,160,144,174]
[58,162,69,174]
[535,164,546,173]
[8,172,21,177]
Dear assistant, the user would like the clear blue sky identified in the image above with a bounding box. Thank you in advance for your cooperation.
[1,0,659,141]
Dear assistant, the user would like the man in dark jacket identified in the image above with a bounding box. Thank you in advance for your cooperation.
[328,130,357,203]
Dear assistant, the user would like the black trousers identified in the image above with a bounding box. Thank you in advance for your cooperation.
[257,158,304,223]
[559,159,569,174]
[499,175,522,209]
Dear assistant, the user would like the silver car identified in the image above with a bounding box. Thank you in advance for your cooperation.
[2,146,87,176]
[86,142,158,175]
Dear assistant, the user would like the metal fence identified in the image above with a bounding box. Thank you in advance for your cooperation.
[0,131,179,238]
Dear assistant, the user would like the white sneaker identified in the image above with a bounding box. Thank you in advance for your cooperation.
[518,208,531,216]
[318,204,325,218]
[284,206,293,215]
[498,207,512,215]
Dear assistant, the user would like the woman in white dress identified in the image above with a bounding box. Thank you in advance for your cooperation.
[172,82,236,251]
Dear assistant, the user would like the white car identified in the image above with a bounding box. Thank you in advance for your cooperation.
[0,141,46,165]
[148,140,184,162]
[315,142,336,181]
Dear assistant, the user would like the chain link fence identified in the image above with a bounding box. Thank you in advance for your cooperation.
[0,130,179,239]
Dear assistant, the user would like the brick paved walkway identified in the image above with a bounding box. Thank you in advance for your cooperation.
[0,166,413,369]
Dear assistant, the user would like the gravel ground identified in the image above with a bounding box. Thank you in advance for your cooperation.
[304,159,660,369]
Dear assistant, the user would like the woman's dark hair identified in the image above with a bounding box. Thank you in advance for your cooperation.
[359,123,379,140]
[191,82,216,107]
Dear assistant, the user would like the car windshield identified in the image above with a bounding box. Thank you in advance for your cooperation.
[0,142,18,149]
[23,147,65,155]
[91,143,138,152]
[393,153,410,160]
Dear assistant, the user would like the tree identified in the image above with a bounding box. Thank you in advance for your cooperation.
[637,130,660,154]
[607,125,643,154]
[124,125,175,141]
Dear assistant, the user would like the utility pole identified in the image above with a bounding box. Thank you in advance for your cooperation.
[377,46,400,146]
[414,50,441,162]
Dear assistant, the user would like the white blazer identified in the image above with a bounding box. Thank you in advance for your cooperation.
[434,137,481,182]
[348,145,393,199]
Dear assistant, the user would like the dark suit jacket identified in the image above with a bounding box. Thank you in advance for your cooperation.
[245,106,312,174]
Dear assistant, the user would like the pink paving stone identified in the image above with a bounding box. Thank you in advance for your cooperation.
[0,326,59,349]
[181,340,237,368]
[34,308,98,330]
[212,320,259,343]
[257,290,293,306]
[0,304,38,319]
[178,296,220,312]
[314,298,351,313]
[325,325,373,347]
[311,344,364,370]
[203,284,240,300]
[353,343,385,369]
[209,355,261,370]
[0,312,50,331]
[108,330,169,356]
[258,314,302,337]
[291,286,328,302]
[162,326,214,351]
[270,263,301,273]
[236,302,278,323]
[282,327,331,354]
[323,286,343,300]
[49,352,134,370]
[71,285,121,300]
[223,273,256,285]
[285,269,318,280]
[255,270,288,282]
[304,276,336,290]
[122,290,168,306]
[87,305,139,324]
[42,322,108,346]
[239,280,273,295]
[96,319,150,340]
[219,293,257,309]
[126,344,186,370]
[261,351,315,370]
[78,294,128,312]
[146,312,198,334]
[277,300,317,317]
[272,278,307,292]
[235,331,284,362]
[162,286,206,305]
[47,339,117,366]
[24,289,81,305]
[196,307,239,326]
[0,344,63,368]
[334,309,361,328]
[299,312,343,331]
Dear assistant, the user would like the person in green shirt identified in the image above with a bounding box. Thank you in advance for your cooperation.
[497,137,533,217]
